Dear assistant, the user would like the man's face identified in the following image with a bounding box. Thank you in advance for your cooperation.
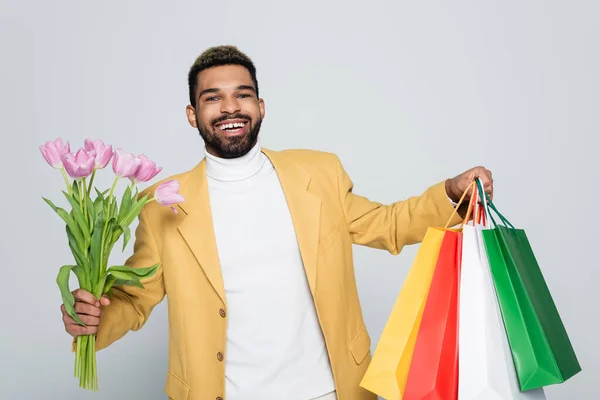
[186,65,265,158]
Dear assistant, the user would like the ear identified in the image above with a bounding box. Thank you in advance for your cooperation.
[259,98,265,120]
[186,105,198,128]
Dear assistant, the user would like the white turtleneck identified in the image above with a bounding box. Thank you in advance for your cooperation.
[205,140,336,400]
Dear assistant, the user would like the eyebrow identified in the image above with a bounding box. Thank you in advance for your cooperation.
[198,85,256,99]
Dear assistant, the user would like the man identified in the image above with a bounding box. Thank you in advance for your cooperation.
[61,45,493,400]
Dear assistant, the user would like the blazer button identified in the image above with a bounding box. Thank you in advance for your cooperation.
[217,352,224,361]
[216,397,223,400]
[219,309,226,318]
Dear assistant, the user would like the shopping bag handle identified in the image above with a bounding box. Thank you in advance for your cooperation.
[469,181,486,227]
[474,178,514,229]
[444,180,477,228]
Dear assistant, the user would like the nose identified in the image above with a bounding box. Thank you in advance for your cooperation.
[220,96,241,114]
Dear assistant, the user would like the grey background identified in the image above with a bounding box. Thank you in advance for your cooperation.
[1,0,598,399]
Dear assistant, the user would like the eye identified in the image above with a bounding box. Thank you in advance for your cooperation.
[238,93,251,99]
[206,96,219,101]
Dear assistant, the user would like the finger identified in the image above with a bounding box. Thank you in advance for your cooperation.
[61,304,78,321]
[72,289,99,306]
[63,307,100,325]
[100,295,111,307]
[74,302,102,317]
[68,324,99,337]
[76,314,101,326]
[478,175,492,188]
[62,311,75,326]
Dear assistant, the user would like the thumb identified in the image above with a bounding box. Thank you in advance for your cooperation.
[100,295,111,306]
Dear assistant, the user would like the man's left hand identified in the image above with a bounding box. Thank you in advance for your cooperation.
[445,166,493,204]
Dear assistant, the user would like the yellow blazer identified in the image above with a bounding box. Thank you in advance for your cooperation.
[88,148,461,400]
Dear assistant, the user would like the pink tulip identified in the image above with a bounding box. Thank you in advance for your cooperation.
[84,139,113,169]
[39,138,71,169]
[112,149,141,178]
[132,155,162,184]
[62,148,96,179]
[154,180,185,213]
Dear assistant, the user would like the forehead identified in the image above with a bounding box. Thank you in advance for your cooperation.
[196,65,254,91]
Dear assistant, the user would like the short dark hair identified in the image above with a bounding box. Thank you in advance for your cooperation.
[187,45,259,107]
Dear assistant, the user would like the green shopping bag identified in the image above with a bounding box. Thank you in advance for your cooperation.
[476,179,581,391]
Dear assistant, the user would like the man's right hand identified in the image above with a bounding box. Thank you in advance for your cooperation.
[61,289,111,337]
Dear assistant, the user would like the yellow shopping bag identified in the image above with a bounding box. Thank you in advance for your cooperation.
[360,183,476,400]
[359,227,445,399]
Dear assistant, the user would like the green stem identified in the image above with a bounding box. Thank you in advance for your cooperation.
[61,168,72,196]
[92,335,98,391]
[98,176,119,288]
[87,169,96,198]
[75,336,81,378]
[87,335,93,389]
[78,180,84,216]
[79,335,87,388]
[82,177,88,223]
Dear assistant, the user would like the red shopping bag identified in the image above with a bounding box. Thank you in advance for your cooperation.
[402,230,462,400]
[403,183,476,400]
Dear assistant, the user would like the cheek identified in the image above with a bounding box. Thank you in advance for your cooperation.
[198,108,217,127]
[245,103,262,121]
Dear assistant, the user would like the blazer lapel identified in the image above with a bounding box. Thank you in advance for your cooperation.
[177,160,226,303]
[263,149,322,296]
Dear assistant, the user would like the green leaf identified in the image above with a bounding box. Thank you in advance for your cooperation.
[108,269,141,282]
[64,193,91,252]
[72,180,80,200]
[89,216,105,289]
[43,197,85,250]
[93,273,108,299]
[108,263,160,280]
[103,275,118,294]
[72,265,87,289]
[93,197,104,218]
[113,278,144,289]
[111,196,119,219]
[120,224,131,251]
[103,217,118,259]
[120,193,150,226]
[93,188,109,210]
[66,228,91,290]
[42,196,59,212]
[86,195,95,233]
[119,185,132,223]
[56,265,85,326]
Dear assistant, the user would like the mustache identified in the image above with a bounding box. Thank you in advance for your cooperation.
[211,113,252,126]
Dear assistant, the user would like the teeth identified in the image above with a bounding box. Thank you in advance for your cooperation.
[219,122,245,129]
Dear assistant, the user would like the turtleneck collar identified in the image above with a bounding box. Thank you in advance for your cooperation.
[205,139,265,182]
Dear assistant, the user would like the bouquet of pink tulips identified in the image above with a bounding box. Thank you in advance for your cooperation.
[40,138,184,391]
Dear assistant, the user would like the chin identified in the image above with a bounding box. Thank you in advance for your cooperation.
[212,134,257,158]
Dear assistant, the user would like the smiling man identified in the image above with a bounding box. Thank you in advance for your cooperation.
[61,45,494,400]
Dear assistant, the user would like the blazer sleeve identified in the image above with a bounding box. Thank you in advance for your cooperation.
[72,206,166,352]
[334,155,463,255]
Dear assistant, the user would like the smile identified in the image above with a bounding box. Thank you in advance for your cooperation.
[214,119,250,136]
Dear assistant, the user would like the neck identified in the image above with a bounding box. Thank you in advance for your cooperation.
[204,140,265,182]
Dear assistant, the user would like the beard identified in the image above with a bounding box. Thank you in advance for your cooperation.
[196,113,262,159]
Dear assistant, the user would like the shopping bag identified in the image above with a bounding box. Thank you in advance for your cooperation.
[359,227,445,399]
[478,181,581,391]
[458,181,546,399]
[360,181,476,399]
[403,229,462,400]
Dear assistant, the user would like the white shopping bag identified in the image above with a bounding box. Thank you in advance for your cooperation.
[458,222,547,399]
